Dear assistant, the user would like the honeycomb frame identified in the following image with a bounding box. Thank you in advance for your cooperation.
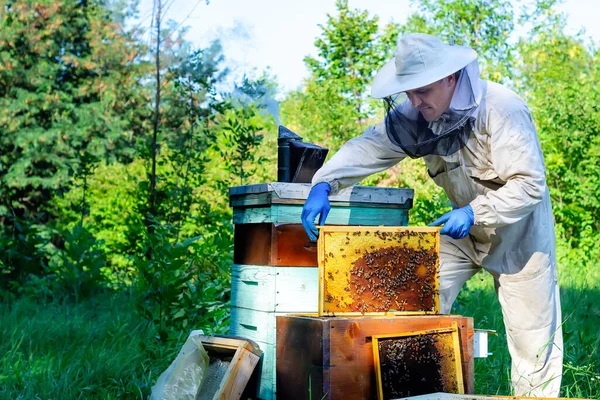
[317,226,440,316]
[372,323,464,400]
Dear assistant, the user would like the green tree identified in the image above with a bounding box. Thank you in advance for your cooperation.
[0,0,151,221]
[304,0,387,120]
[515,1,600,264]
[281,78,361,150]
[214,76,278,187]
[282,0,399,149]
[402,0,515,81]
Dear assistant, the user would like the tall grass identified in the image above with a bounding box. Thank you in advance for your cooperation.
[1,262,598,399]
[453,261,600,398]
[0,293,182,399]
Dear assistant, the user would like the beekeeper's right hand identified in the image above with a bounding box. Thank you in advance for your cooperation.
[301,182,331,242]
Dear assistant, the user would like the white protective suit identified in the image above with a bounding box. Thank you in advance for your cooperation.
[311,81,563,397]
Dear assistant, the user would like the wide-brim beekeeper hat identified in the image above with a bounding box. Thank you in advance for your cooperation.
[371,33,477,98]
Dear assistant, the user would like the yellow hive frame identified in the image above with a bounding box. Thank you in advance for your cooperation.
[372,322,464,400]
[317,226,441,316]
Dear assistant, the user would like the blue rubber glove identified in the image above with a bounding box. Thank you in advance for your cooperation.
[429,205,474,240]
[301,182,331,242]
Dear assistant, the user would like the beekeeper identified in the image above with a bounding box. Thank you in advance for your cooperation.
[301,33,563,397]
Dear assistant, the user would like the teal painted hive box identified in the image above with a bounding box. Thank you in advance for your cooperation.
[228,182,414,400]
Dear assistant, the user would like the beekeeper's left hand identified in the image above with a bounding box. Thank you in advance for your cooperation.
[429,205,474,240]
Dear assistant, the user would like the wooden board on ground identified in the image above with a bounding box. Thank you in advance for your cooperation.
[199,335,262,400]
[395,394,591,400]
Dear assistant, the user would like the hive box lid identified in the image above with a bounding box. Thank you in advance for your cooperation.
[229,182,414,208]
[318,226,440,316]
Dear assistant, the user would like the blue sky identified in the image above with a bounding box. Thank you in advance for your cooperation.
[132,0,600,94]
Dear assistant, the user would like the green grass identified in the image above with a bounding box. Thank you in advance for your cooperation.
[0,293,183,400]
[1,263,598,399]
[453,262,600,398]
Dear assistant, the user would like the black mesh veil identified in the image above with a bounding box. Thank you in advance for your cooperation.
[382,60,483,159]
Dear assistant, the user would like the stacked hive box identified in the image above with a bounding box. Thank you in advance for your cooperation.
[276,226,475,399]
[228,182,414,400]
[276,315,474,399]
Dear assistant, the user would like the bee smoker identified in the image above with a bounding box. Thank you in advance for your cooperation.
[277,125,328,183]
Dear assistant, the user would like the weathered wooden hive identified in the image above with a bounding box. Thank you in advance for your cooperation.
[228,182,414,400]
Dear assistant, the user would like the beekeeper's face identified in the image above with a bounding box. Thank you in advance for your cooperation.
[405,74,457,122]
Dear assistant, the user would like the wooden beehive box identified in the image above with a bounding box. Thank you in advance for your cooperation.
[276,314,474,400]
[199,336,262,400]
[318,226,440,316]
[228,183,415,400]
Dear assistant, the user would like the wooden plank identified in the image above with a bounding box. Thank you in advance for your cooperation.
[230,308,309,345]
[232,196,414,210]
[274,267,318,312]
[230,307,277,344]
[271,199,412,208]
[318,225,441,233]
[233,205,409,225]
[231,265,276,311]
[201,335,261,355]
[461,318,475,394]
[229,182,414,206]
[233,207,272,224]
[230,192,273,207]
[214,347,261,400]
[275,205,409,226]
[276,315,330,400]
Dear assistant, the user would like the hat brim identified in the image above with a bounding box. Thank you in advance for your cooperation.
[371,45,477,99]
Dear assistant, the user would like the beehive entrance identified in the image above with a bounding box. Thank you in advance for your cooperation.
[318,226,440,315]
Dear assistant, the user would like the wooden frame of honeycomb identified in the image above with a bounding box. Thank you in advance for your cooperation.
[318,226,440,316]
[372,323,464,400]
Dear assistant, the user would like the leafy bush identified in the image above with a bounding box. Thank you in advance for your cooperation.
[48,223,107,301]
[49,160,147,285]
[134,221,232,342]
[0,214,48,291]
